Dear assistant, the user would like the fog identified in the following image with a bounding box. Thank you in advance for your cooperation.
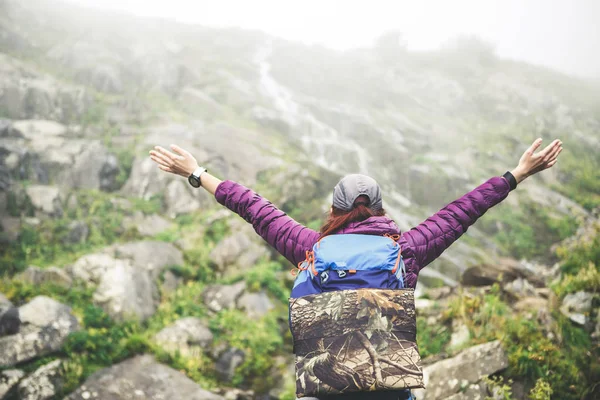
[64,0,600,80]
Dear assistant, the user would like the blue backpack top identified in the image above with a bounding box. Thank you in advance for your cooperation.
[290,234,406,298]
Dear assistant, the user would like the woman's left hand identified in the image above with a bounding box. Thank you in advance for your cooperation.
[511,138,563,183]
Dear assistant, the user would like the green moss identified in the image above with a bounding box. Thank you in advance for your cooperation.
[209,309,285,392]
[416,316,451,358]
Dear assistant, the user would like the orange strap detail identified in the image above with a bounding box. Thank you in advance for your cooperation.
[391,244,403,274]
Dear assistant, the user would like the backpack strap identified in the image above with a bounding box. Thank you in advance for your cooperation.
[384,233,403,274]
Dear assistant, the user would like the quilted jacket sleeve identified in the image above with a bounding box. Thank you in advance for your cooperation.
[215,180,320,266]
[400,176,511,270]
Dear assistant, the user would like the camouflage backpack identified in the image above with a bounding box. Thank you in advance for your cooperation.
[289,234,424,398]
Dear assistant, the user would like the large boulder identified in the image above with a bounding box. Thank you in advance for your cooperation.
[0,369,25,398]
[123,212,174,237]
[70,242,183,321]
[0,293,20,336]
[154,317,213,357]
[237,291,274,318]
[108,241,184,279]
[560,291,594,326]
[209,223,268,274]
[215,347,245,382]
[0,296,79,367]
[16,266,73,288]
[203,281,247,313]
[65,355,224,400]
[57,141,120,191]
[25,185,63,217]
[92,259,158,322]
[0,54,92,123]
[18,359,62,400]
[412,340,508,400]
[461,258,543,287]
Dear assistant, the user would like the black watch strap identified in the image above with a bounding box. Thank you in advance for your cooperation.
[503,171,518,191]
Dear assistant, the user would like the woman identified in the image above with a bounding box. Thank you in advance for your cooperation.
[149,138,562,399]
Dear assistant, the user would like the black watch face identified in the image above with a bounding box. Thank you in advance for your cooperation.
[188,175,201,188]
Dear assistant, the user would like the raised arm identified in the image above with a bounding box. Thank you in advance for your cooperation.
[401,137,563,270]
[149,144,319,265]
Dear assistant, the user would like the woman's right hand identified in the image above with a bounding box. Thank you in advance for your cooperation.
[149,144,199,178]
[511,138,563,183]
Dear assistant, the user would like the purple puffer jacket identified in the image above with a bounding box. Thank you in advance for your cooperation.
[215,176,511,288]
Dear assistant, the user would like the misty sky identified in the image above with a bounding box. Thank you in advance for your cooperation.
[66,0,599,79]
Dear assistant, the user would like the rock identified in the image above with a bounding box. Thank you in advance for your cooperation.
[445,382,488,400]
[236,291,274,317]
[412,340,508,400]
[109,241,184,279]
[0,296,79,367]
[25,185,63,217]
[0,292,19,336]
[0,216,21,243]
[0,307,20,336]
[92,259,158,322]
[161,270,183,294]
[11,120,67,139]
[203,281,247,313]
[503,278,537,299]
[216,347,245,382]
[209,225,269,273]
[560,291,594,325]
[16,266,73,288]
[58,141,120,191]
[123,213,174,237]
[62,221,89,245]
[65,355,224,399]
[461,258,542,287]
[154,317,213,357]
[0,369,25,398]
[449,322,471,350]
[18,359,62,400]
[70,253,118,284]
[425,287,453,300]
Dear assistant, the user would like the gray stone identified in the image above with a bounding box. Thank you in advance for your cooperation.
[236,291,274,317]
[109,241,184,279]
[0,217,21,243]
[412,340,508,400]
[18,359,62,400]
[70,253,118,284]
[203,281,247,313]
[461,258,542,287]
[25,185,63,217]
[0,296,79,367]
[123,213,174,237]
[154,317,213,357]
[65,355,224,399]
[16,266,72,288]
[445,382,489,400]
[0,292,19,336]
[209,225,268,273]
[0,369,25,398]
[161,270,183,294]
[58,141,120,191]
[592,309,600,340]
[560,291,594,326]
[11,120,67,139]
[62,221,89,245]
[449,322,471,350]
[216,348,245,382]
[504,278,537,299]
[92,259,158,322]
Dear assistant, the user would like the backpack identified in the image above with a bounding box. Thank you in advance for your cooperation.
[289,234,424,398]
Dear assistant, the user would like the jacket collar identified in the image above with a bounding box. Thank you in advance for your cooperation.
[335,216,401,236]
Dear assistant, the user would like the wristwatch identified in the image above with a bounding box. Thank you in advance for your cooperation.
[188,166,207,188]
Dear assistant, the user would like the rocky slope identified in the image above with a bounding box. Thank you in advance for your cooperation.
[0,0,599,399]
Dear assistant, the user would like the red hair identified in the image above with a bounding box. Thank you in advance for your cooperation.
[319,195,385,238]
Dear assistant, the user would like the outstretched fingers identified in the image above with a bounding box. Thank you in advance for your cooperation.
[526,138,543,156]
[150,151,173,167]
[170,144,190,158]
[536,139,561,159]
